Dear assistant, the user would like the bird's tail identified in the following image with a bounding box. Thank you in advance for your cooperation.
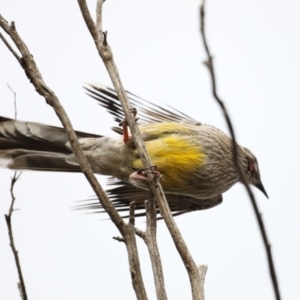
[0,116,101,172]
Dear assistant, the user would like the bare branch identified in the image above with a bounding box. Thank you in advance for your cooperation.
[4,85,26,299]
[0,31,21,63]
[6,84,17,119]
[199,2,281,300]
[129,201,136,225]
[77,3,148,298]
[96,0,104,31]
[78,1,204,299]
[0,12,127,231]
[135,194,167,300]
[113,236,125,243]
[0,12,147,300]
[197,265,208,300]
[5,172,27,300]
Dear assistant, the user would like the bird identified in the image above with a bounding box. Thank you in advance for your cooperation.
[0,83,268,218]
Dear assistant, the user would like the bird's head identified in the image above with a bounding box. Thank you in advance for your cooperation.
[240,147,268,198]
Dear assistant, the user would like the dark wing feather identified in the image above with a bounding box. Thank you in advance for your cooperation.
[84,83,201,126]
[74,178,223,219]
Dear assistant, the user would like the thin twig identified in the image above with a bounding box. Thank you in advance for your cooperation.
[113,236,125,243]
[0,31,21,63]
[5,167,26,300]
[6,84,17,120]
[78,1,204,299]
[136,194,167,300]
[199,2,281,300]
[4,85,26,299]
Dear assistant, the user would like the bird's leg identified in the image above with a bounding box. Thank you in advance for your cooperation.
[119,119,129,143]
[130,166,161,181]
[119,108,138,143]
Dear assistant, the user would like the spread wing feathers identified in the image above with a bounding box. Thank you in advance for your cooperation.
[0,84,219,217]
[0,116,101,171]
[74,178,223,219]
[84,83,201,126]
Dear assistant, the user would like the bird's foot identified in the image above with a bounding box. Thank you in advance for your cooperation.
[129,166,161,181]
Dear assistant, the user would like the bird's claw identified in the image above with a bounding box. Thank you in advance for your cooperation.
[129,166,161,181]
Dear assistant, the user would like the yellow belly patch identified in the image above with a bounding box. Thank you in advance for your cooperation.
[131,134,205,189]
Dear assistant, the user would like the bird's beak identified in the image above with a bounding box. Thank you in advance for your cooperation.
[254,180,268,199]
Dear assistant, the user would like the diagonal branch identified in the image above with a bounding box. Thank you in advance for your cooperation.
[0,12,126,235]
[199,2,281,300]
[0,12,147,300]
[77,1,204,299]
[0,31,21,63]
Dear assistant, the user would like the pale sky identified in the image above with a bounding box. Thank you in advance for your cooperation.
[0,0,299,299]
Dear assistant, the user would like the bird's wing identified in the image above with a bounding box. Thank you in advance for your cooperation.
[84,83,202,126]
[74,177,223,218]
[1,85,222,216]
[0,84,199,172]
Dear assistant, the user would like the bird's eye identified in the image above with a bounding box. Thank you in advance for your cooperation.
[248,159,258,176]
